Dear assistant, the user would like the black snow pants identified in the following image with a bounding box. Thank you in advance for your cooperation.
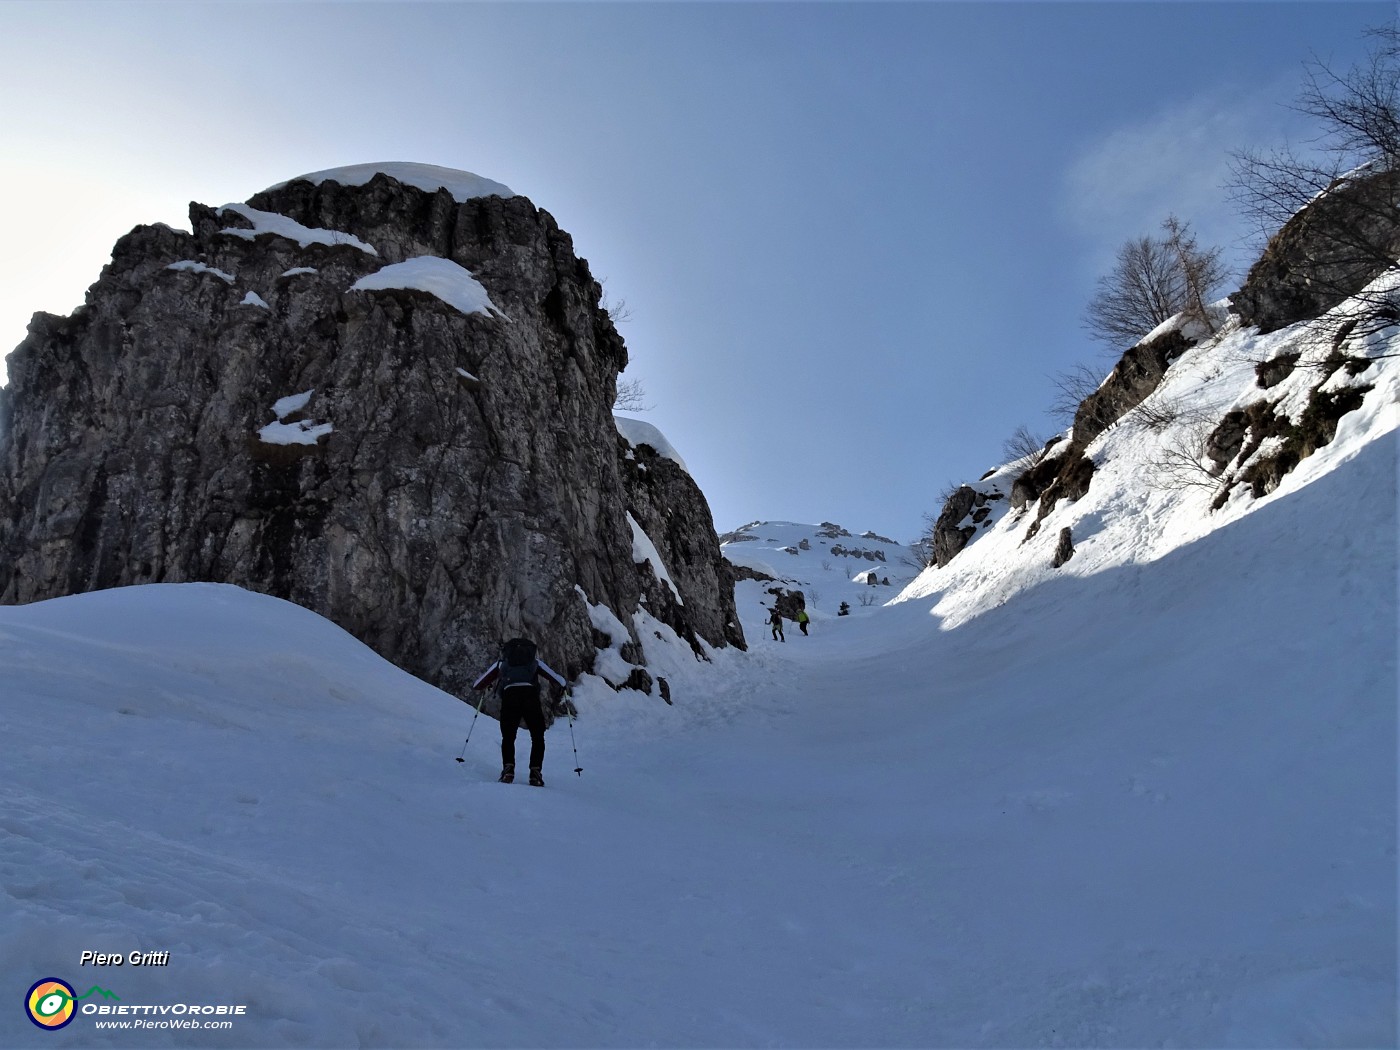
[500,685,546,771]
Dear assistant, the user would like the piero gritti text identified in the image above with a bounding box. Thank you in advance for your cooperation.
[81,950,171,966]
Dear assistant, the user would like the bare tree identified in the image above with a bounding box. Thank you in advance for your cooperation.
[1161,215,1228,335]
[1001,425,1050,467]
[1148,418,1224,493]
[1129,392,1215,435]
[899,538,934,571]
[1084,220,1228,350]
[597,276,634,327]
[1232,26,1400,238]
[1084,235,1183,348]
[613,378,652,412]
[915,510,942,568]
[1048,362,1106,426]
[935,479,963,506]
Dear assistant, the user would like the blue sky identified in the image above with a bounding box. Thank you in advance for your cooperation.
[0,2,1387,540]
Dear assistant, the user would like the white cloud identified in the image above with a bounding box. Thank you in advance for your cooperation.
[1061,80,1309,276]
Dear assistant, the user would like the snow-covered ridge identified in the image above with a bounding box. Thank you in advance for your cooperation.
[268,162,517,203]
[720,519,922,633]
[615,415,688,471]
[349,257,508,320]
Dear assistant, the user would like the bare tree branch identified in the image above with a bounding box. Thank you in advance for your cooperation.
[1084,222,1228,351]
[1048,362,1106,426]
[1228,25,1400,331]
[1001,425,1050,467]
[613,377,652,413]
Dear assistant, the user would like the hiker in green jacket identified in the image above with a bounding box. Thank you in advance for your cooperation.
[796,609,810,636]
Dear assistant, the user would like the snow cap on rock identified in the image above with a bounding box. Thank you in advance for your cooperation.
[615,416,689,472]
[268,162,517,203]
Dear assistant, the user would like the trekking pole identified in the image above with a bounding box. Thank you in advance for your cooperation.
[565,690,583,776]
[455,692,487,763]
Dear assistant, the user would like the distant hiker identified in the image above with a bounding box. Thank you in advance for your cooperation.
[472,637,567,786]
[768,606,785,642]
[796,609,810,636]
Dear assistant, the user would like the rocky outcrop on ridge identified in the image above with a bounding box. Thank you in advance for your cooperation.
[1231,168,1400,334]
[925,163,1400,571]
[0,163,743,705]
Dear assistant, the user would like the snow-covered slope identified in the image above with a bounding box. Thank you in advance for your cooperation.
[721,520,922,636]
[2,287,1395,1046]
[898,284,1399,632]
[2,424,1393,1046]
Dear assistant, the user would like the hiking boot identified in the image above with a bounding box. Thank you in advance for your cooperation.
[498,766,514,784]
[528,768,545,787]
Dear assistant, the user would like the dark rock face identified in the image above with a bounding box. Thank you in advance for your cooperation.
[1051,527,1075,569]
[1205,408,1253,473]
[1010,456,1060,511]
[1238,384,1373,498]
[765,586,806,620]
[0,168,741,701]
[1072,329,1193,447]
[933,322,1190,569]
[617,436,745,658]
[828,544,885,562]
[727,561,776,584]
[1231,168,1400,334]
[931,485,979,568]
[928,482,1010,568]
[1022,453,1095,543]
[1255,352,1301,390]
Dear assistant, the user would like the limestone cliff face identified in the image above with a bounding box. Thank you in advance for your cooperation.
[0,164,743,702]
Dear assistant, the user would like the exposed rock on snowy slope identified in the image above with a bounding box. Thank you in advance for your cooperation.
[618,423,744,662]
[930,481,1010,568]
[0,162,742,705]
[927,171,1400,575]
[1232,167,1400,334]
[903,273,1397,625]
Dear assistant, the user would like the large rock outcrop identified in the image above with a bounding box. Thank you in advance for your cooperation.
[0,163,743,704]
[1231,167,1400,333]
[617,432,744,655]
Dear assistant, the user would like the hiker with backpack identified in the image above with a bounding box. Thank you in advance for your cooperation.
[767,606,785,642]
[471,638,568,786]
[796,609,810,636]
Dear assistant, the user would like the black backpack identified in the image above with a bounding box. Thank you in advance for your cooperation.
[497,637,539,695]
